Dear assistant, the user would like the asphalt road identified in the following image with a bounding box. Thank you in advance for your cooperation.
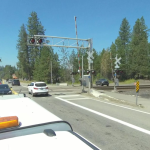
[10,84,150,150]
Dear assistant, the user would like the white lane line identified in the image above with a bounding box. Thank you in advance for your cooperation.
[66,98,91,100]
[56,95,80,98]
[92,99,150,115]
[56,97,150,135]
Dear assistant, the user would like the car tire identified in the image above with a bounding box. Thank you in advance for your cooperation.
[101,84,103,86]
[107,84,109,86]
[28,90,30,94]
[31,91,34,97]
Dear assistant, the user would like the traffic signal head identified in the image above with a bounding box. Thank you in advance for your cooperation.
[115,69,123,75]
[37,38,43,44]
[91,70,95,74]
[29,38,35,44]
[87,70,90,74]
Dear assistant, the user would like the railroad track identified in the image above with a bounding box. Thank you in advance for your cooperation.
[93,85,150,90]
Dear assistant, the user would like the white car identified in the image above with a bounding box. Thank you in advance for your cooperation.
[28,82,49,96]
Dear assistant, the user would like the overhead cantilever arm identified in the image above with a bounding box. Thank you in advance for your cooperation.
[27,35,91,49]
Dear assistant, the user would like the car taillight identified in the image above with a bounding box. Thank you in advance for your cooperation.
[46,87,48,89]
[34,88,38,90]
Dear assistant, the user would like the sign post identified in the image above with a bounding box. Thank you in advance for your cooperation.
[135,81,139,105]
[114,54,121,90]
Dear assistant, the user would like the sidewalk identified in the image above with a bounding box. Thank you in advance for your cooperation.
[90,89,150,113]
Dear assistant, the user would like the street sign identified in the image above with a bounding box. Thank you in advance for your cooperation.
[136,81,139,93]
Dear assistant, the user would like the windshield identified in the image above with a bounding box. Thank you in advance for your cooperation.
[35,83,46,87]
[1,1,150,149]
[0,85,9,89]
[13,80,20,83]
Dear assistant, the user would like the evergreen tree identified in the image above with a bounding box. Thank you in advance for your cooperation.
[115,18,131,77]
[17,24,31,79]
[129,17,150,78]
[33,46,51,82]
[27,11,45,77]
[100,49,111,79]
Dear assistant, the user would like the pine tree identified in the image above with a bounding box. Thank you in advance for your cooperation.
[115,18,131,77]
[129,17,150,78]
[27,11,45,77]
[33,46,51,82]
[17,24,31,79]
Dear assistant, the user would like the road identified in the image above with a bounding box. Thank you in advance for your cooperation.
[10,84,150,150]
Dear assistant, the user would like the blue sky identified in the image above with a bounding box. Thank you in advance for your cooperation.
[1,0,150,67]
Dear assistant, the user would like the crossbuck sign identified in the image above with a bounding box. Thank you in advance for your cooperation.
[87,51,94,64]
[114,54,121,69]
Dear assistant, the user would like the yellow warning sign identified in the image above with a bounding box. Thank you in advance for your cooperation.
[136,81,139,93]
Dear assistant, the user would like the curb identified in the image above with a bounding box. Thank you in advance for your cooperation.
[90,88,105,97]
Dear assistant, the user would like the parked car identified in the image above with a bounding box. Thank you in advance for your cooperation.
[95,79,109,86]
[12,79,20,86]
[28,82,49,97]
[8,79,13,83]
[0,84,12,95]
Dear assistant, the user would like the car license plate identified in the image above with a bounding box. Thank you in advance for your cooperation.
[40,88,43,90]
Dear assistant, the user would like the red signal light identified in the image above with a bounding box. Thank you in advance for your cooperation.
[37,39,43,44]
[29,38,35,44]
[87,70,90,74]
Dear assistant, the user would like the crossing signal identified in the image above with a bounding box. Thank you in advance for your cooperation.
[115,69,123,75]
[91,70,96,74]
[37,38,43,44]
[87,70,90,74]
[29,38,35,44]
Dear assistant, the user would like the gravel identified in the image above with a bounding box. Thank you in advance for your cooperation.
[118,89,150,99]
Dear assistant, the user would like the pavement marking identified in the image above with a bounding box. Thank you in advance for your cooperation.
[65,98,91,100]
[56,96,150,135]
[56,95,80,98]
[9,87,18,95]
[92,99,150,115]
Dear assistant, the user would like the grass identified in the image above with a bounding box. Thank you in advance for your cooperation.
[119,79,137,84]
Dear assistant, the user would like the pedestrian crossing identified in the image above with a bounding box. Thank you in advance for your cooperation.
[55,94,91,101]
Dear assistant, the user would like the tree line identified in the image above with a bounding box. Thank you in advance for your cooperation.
[1,12,150,82]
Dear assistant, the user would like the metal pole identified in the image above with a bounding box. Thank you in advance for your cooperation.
[51,60,52,84]
[110,52,116,91]
[136,92,138,105]
[72,65,74,86]
[82,55,84,92]
[74,16,81,78]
